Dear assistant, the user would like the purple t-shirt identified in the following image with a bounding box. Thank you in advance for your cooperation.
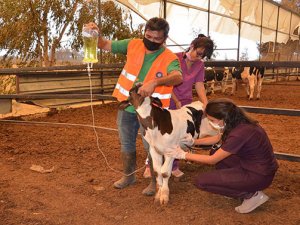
[169,52,205,109]
[221,123,279,176]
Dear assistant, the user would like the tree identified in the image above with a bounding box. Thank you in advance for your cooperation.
[0,0,143,67]
[240,48,249,61]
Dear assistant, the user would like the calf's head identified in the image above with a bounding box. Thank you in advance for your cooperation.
[118,83,163,110]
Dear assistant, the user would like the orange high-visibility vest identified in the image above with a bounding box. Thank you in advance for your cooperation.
[112,39,178,108]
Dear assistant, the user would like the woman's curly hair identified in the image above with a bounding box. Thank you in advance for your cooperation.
[187,34,216,59]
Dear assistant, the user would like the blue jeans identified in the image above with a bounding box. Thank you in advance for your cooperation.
[117,110,140,153]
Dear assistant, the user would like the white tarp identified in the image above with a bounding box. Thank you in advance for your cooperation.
[116,0,299,41]
[115,0,299,59]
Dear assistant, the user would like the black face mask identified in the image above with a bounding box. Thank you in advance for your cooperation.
[143,37,163,51]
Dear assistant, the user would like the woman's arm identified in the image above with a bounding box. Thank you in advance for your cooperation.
[193,134,221,146]
[185,148,231,165]
[195,82,208,107]
[171,92,182,109]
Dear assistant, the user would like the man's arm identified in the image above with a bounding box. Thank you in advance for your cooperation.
[138,70,182,97]
[98,36,112,51]
[156,70,183,86]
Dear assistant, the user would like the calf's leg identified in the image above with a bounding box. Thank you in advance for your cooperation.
[257,76,263,99]
[231,78,237,95]
[149,149,164,203]
[247,76,256,100]
[158,156,174,205]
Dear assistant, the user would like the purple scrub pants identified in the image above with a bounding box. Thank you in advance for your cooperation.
[194,150,275,199]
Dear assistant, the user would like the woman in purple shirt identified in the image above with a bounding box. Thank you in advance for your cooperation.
[170,34,214,109]
[170,34,215,178]
[166,98,279,213]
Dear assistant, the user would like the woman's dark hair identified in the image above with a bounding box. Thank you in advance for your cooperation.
[145,17,170,38]
[185,34,215,59]
[205,98,258,141]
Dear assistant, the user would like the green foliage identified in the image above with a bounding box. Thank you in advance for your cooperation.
[0,0,144,67]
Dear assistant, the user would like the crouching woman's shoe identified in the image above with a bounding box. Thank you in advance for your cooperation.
[235,191,269,213]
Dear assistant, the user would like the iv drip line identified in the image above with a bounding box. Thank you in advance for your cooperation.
[86,62,147,177]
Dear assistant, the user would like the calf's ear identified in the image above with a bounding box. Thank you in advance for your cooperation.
[151,97,163,107]
[119,100,131,110]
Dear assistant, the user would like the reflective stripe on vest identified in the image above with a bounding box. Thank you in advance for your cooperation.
[121,69,136,82]
[152,92,171,100]
[115,83,129,97]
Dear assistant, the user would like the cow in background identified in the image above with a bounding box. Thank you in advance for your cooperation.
[204,67,231,94]
[231,66,265,100]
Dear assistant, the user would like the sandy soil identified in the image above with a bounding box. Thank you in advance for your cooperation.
[0,81,300,225]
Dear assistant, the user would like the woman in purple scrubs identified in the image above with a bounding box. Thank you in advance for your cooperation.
[166,98,279,213]
[169,34,215,178]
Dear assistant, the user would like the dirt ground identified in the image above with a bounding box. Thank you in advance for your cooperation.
[0,81,300,225]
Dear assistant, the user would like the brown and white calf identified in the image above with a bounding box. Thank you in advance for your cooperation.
[231,66,265,100]
[120,85,217,205]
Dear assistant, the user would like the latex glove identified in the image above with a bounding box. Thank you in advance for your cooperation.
[179,133,194,148]
[165,146,187,160]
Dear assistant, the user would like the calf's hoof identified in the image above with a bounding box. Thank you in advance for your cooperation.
[154,189,161,203]
[160,189,169,205]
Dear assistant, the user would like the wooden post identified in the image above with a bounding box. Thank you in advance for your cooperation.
[0,99,12,114]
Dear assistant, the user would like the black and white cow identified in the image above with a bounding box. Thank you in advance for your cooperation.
[231,66,265,100]
[205,67,231,94]
[120,85,217,205]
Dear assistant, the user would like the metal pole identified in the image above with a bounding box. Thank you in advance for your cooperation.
[237,0,242,61]
[163,0,166,19]
[259,0,264,61]
[275,6,280,81]
[207,0,210,36]
[98,0,102,64]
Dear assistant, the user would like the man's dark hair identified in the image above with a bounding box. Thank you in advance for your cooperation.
[145,17,170,38]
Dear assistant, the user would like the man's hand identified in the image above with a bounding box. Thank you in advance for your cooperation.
[138,80,157,97]
[85,22,100,33]
[165,146,187,159]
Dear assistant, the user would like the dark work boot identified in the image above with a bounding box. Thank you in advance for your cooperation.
[113,152,136,189]
[142,155,156,196]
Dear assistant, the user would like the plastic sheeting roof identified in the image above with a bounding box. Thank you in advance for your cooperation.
[116,0,300,46]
